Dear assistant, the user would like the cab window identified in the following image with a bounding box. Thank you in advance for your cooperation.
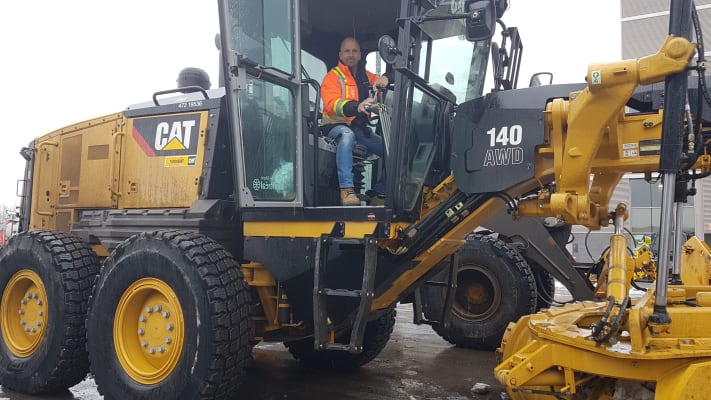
[229,0,293,75]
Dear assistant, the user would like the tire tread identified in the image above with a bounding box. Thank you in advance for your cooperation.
[88,230,251,400]
[0,231,99,394]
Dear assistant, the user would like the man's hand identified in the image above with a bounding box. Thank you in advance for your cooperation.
[374,75,389,89]
[358,98,374,114]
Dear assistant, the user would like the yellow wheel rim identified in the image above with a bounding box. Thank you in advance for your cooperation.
[454,267,501,321]
[114,278,184,385]
[0,269,49,358]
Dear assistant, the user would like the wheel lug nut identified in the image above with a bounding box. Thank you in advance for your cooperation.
[137,328,145,336]
[21,299,27,305]
[146,307,153,313]
[27,294,32,299]
[162,311,170,318]
[18,309,24,315]
[37,300,43,306]
[36,321,41,327]
[139,316,147,323]
[38,311,43,317]
[141,340,148,348]
[20,319,26,325]
[24,327,30,332]
[158,346,165,353]
[149,347,155,354]
[166,323,174,331]
[165,337,172,344]
[31,328,36,333]
[155,305,162,312]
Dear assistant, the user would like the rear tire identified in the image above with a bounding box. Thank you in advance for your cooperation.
[87,230,252,400]
[0,231,99,394]
[285,308,396,370]
[422,235,536,350]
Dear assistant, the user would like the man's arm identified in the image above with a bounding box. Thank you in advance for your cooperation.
[368,71,391,89]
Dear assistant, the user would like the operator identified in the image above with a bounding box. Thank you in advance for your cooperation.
[320,37,389,206]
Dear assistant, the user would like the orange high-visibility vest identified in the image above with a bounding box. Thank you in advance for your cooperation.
[320,61,376,126]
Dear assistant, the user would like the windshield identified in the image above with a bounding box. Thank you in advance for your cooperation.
[367,36,490,105]
[415,1,491,102]
[420,36,491,103]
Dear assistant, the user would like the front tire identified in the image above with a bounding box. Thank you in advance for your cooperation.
[87,230,252,400]
[0,231,99,394]
[422,234,536,350]
[531,265,555,311]
[285,308,396,370]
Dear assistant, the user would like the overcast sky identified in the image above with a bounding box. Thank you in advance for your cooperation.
[504,0,622,85]
[0,0,622,208]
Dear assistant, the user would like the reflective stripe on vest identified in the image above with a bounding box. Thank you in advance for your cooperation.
[321,66,353,125]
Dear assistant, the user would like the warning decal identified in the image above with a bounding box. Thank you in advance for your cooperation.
[164,155,198,167]
[591,70,601,85]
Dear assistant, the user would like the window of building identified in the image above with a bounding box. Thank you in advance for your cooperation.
[628,178,694,234]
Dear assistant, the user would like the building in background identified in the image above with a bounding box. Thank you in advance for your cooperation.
[569,0,711,263]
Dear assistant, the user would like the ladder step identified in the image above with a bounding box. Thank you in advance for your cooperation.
[423,281,448,287]
[313,234,377,354]
[320,343,351,352]
[320,288,362,297]
[413,252,459,327]
[325,237,363,246]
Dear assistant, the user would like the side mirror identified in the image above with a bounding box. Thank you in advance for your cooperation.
[378,35,401,65]
[464,0,497,41]
[445,72,455,85]
[529,72,553,87]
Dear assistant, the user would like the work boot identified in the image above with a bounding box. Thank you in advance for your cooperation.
[369,195,385,206]
[340,188,360,206]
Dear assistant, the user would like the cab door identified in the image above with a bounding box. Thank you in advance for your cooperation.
[218,0,302,208]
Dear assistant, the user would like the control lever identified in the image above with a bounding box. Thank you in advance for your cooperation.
[364,103,382,113]
[364,87,391,156]
[365,86,387,114]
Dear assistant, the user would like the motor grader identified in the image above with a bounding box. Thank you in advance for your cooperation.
[490,1,711,399]
[1,0,710,399]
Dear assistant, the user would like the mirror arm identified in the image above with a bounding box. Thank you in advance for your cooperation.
[412,14,468,24]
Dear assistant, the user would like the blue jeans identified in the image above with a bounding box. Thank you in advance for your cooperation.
[327,124,385,192]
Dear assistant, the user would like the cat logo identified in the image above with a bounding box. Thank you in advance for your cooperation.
[154,120,196,151]
[132,113,201,157]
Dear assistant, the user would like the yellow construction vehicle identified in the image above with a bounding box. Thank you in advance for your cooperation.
[492,1,711,398]
[1,0,710,399]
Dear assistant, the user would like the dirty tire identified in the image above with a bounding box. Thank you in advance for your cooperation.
[530,265,555,311]
[87,230,252,400]
[0,231,99,394]
[422,234,536,351]
[285,308,396,370]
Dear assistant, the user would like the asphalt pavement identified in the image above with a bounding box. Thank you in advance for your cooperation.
[0,303,507,400]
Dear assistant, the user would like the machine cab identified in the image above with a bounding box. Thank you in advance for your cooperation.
[217,0,500,219]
